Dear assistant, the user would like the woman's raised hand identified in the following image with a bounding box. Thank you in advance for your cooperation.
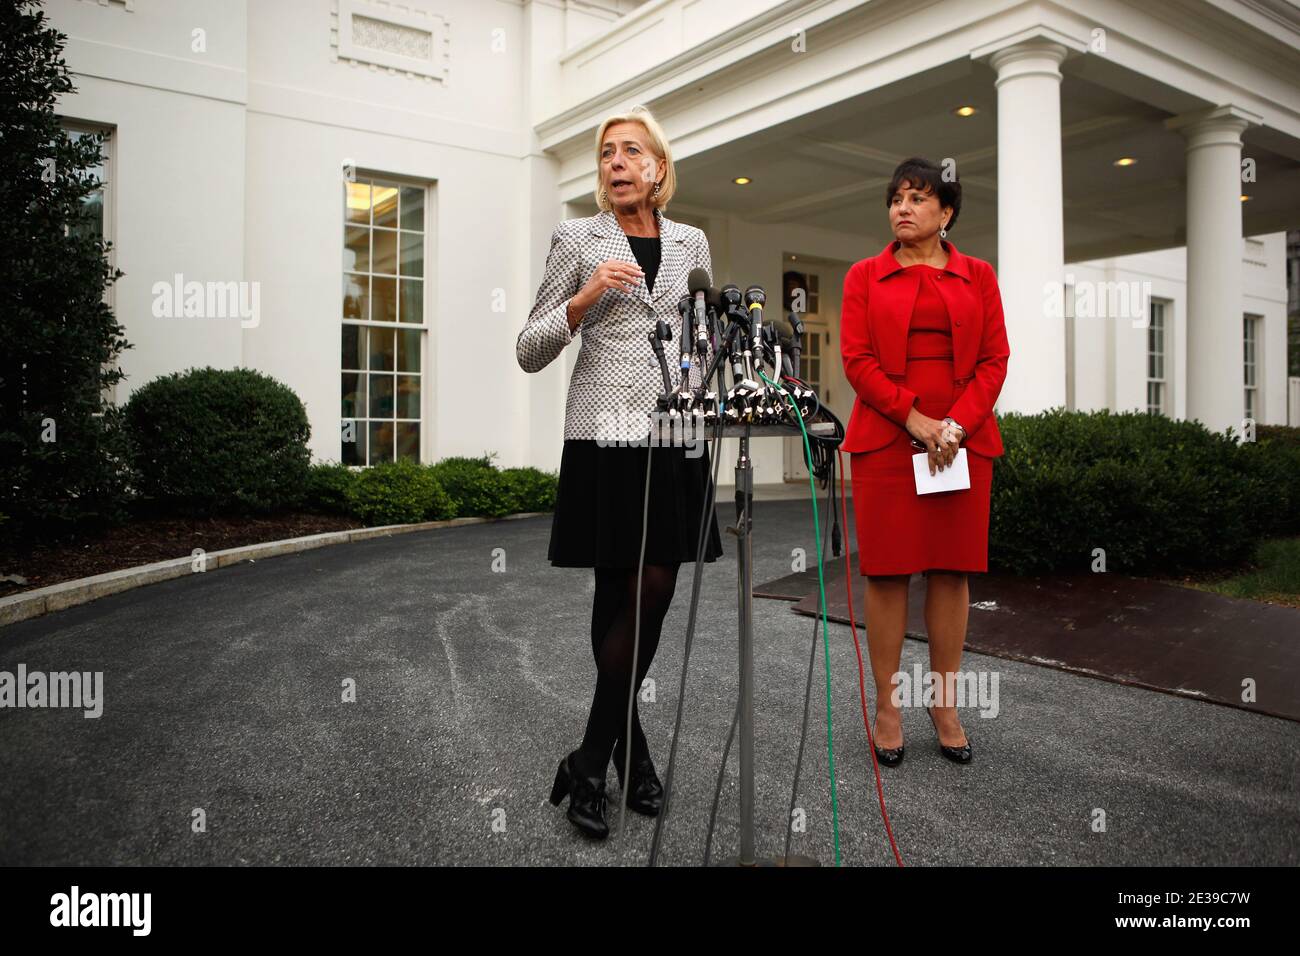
[567,259,645,329]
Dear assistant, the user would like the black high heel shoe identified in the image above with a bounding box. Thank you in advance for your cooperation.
[925,704,972,764]
[611,741,664,816]
[871,727,905,767]
[549,751,610,839]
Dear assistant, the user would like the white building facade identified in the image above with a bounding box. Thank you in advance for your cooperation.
[50,0,1300,485]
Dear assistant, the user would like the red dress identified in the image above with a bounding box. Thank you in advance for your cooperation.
[849,263,992,576]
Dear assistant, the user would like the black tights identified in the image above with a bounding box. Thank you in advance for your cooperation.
[574,563,681,779]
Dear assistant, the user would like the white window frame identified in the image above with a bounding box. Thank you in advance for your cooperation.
[1146,298,1169,416]
[341,171,431,468]
[1244,313,1261,424]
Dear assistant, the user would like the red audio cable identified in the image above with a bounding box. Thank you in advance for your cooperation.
[837,447,905,867]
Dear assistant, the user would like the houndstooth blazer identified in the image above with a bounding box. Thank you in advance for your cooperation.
[516,207,715,443]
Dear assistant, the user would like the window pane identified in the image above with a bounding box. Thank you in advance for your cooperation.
[74,191,104,243]
[369,420,394,464]
[341,372,365,417]
[373,186,399,228]
[400,279,423,324]
[372,276,397,322]
[344,226,370,272]
[346,182,371,224]
[396,421,419,461]
[368,327,394,370]
[343,274,367,320]
[397,375,420,418]
[373,228,397,275]
[400,230,423,277]
[400,186,424,231]
[369,373,394,417]
[342,325,367,370]
[397,330,421,372]
[342,419,366,465]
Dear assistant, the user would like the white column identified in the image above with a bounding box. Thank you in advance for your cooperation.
[1164,106,1259,437]
[982,38,1071,414]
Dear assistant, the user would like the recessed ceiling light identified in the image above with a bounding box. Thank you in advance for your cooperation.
[952,106,977,117]
[1113,157,1137,167]
[733,176,752,185]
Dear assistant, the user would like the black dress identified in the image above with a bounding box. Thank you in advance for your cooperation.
[547,233,725,569]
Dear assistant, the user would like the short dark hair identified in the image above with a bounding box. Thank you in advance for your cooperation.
[885,157,961,233]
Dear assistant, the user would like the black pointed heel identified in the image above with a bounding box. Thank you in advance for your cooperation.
[925,704,972,764]
[549,759,569,806]
[549,751,610,839]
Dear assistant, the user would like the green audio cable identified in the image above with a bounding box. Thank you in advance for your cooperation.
[757,369,842,866]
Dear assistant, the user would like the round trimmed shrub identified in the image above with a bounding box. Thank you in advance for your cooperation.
[124,366,310,514]
[345,459,453,526]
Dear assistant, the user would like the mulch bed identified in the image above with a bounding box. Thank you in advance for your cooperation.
[0,509,366,599]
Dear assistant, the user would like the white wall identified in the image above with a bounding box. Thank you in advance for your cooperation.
[50,0,248,406]
[243,0,532,466]
[1066,232,1289,428]
[47,0,1294,484]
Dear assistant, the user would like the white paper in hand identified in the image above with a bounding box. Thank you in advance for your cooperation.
[912,448,971,495]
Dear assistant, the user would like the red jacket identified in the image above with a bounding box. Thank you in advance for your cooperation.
[840,239,1009,457]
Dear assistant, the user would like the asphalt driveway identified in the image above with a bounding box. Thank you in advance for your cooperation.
[1,498,1297,866]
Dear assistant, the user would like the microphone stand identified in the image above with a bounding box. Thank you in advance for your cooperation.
[653,305,827,868]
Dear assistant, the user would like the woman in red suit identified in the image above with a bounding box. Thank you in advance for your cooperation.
[840,157,1009,767]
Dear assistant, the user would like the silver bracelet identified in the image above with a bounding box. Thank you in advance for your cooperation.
[942,416,966,441]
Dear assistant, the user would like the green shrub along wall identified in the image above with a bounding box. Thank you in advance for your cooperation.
[989,410,1300,575]
[124,367,311,515]
[88,370,1300,581]
[305,455,558,526]
[344,459,456,526]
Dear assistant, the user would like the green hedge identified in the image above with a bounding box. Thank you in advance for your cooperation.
[124,367,310,515]
[304,455,558,523]
[989,410,1300,575]
[428,454,511,518]
[500,466,559,514]
[344,459,454,525]
[304,462,355,516]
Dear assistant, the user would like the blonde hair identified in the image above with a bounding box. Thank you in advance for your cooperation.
[593,105,677,212]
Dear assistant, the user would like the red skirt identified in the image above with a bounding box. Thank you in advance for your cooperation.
[849,357,992,576]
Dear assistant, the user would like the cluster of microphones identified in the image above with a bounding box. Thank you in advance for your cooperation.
[650,267,820,429]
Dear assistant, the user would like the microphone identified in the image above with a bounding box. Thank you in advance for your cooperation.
[648,319,674,399]
[786,311,804,379]
[677,294,694,388]
[744,285,765,372]
[719,283,745,327]
[688,268,713,361]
